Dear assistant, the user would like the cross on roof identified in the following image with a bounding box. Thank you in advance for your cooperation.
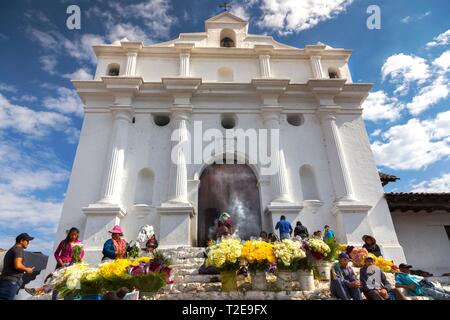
[219,1,232,12]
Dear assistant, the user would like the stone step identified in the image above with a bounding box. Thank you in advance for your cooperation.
[173,274,221,284]
[171,257,206,266]
[163,282,223,293]
[146,290,335,300]
[172,268,201,276]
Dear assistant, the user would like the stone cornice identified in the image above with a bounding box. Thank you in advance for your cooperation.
[93,45,352,60]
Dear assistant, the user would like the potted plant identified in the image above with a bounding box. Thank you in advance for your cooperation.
[205,239,242,292]
[241,240,276,290]
[305,238,331,281]
[274,239,306,290]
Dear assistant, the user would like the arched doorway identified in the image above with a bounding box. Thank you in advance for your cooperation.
[197,161,262,246]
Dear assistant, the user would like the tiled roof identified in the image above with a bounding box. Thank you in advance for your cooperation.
[386,192,450,212]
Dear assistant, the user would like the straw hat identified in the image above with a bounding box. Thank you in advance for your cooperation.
[362,235,376,244]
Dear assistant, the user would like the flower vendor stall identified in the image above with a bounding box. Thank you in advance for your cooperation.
[205,239,243,292]
[50,253,172,299]
[241,240,276,290]
[273,239,307,290]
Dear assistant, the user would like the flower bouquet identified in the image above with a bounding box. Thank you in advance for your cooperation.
[349,247,369,267]
[274,240,307,290]
[241,240,276,290]
[71,243,83,263]
[274,239,306,270]
[305,238,331,260]
[374,256,397,273]
[50,263,90,298]
[205,239,243,291]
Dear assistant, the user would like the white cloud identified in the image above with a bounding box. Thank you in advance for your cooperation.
[0,82,17,93]
[40,55,58,75]
[107,23,153,44]
[381,53,430,95]
[362,90,403,122]
[433,50,450,72]
[0,93,71,137]
[371,111,450,170]
[0,169,68,193]
[62,34,105,64]
[400,16,411,24]
[426,29,450,48]
[406,76,449,115]
[12,95,38,103]
[370,129,382,137]
[63,68,93,80]
[256,0,354,35]
[110,0,177,39]
[43,87,84,116]
[411,173,450,193]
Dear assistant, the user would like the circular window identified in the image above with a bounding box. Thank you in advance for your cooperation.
[287,114,304,127]
[153,114,170,127]
[221,114,236,129]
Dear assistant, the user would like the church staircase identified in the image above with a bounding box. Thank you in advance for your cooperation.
[149,247,336,300]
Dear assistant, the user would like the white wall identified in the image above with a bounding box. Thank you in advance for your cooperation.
[392,212,450,276]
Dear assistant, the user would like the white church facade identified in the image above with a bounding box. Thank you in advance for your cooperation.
[52,12,408,267]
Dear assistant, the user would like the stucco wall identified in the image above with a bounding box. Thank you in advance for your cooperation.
[392,212,450,276]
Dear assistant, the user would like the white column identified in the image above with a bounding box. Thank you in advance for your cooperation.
[98,107,133,205]
[310,55,325,79]
[125,52,138,76]
[167,109,190,204]
[262,110,291,203]
[179,52,190,77]
[259,54,272,78]
[318,111,356,201]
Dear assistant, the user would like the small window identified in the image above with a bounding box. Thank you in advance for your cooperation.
[287,114,304,127]
[107,63,120,76]
[153,114,170,127]
[328,67,340,79]
[445,226,450,242]
[221,114,236,129]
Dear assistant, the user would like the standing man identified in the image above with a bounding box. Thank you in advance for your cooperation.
[275,215,292,240]
[0,233,35,300]
[323,225,335,240]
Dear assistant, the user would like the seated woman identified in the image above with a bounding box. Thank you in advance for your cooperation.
[54,227,84,268]
[362,235,382,257]
[102,225,130,261]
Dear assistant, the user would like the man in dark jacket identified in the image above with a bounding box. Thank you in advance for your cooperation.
[293,221,309,239]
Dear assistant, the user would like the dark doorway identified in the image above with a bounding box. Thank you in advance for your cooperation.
[197,162,262,247]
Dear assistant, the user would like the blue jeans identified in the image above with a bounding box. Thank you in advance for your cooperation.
[0,279,18,300]
[330,279,361,300]
[280,233,290,240]
[422,286,450,300]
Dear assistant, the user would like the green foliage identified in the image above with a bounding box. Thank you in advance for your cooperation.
[295,256,315,271]
[152,250,172,266]
[128,245,140,259]
[324,237,340,262]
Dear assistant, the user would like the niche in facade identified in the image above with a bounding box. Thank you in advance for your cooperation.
[153,114,171,127]
[221,114,237,129]
[300,165,320,201]
[328,67,340,79]
[134,168,154,205]
[287,114,304,127]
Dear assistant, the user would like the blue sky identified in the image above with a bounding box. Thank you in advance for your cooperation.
[0,0,449,254]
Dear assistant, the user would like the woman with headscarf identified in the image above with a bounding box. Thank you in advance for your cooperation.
[102,225,130,261]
